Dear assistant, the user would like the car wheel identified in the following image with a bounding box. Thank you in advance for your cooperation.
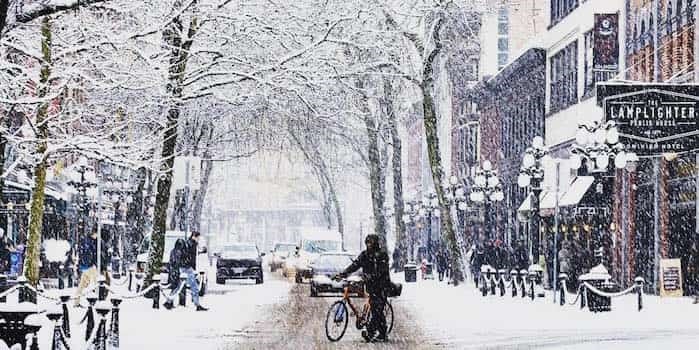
[295,273,302,284]
[216,277,225,285]
[256,272,264,284]
[310,284,318,297]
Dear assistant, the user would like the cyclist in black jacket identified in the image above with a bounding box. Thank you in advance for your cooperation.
[337,234,390,343]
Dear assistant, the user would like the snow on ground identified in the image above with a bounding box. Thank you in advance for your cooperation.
[1,267,291,350]
[394,273,699,349]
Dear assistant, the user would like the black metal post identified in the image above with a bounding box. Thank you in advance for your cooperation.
[94,306,110,350]
[426,213,432,262]
[484,201,491,240]
[152,276,161,309]
[85,295,97,341]
[178,274,187,307]
[531,181,542,264]
[60,294,71,338]
[109,297,122,348]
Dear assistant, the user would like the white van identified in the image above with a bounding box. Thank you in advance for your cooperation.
[292,229,344,283]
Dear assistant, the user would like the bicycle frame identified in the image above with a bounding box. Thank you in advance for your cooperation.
[341,282,370,325]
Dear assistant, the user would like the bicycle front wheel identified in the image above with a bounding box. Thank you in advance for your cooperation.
[325,300,349,342]
[385,300,394,334]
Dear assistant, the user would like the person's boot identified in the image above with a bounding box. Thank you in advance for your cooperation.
[196,304,208,311]
[164,301,174,310]
[361,330,373,342]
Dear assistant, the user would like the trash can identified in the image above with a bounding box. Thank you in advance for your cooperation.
[404,263,417,283]
[579,264,612,312]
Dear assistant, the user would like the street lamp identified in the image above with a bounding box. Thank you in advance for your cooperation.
[66,156,97,244]
[402,200,422,262]
[469,160,504,241]
[419,192,440,262]
[517,136,549,264]
[570,120,635,172]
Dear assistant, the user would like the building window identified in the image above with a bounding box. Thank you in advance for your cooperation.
[583,31,594,95]
[498,38,509,52]
[551,0,579,27]
[549,40,578,113]
[498,53,508,68]
[498,22,508,35]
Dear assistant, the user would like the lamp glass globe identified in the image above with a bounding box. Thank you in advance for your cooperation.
[596,154,609,170]
[458,202,468,211]
[449,175,458,185]
[575,128,589,145]
[522,153,535,168]
[487,175,500,188]
[614,152,627,169]
[518,173,531,188]
[532,136,544,149]
[455,188,465,198]
[433,209,441,218]
[482,160,493,171]
[606,127,620,144]
[594,128,607,144]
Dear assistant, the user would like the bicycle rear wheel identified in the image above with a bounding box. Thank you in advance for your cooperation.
[325,300,349,342]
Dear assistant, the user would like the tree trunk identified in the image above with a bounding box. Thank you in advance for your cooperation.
[385,80,407,270]
[421,16,464,285]
[364,112,387,243]
[190,158,213,232]
[24,17,52,286]
[287,124,345,248]
[0,0,10,37]
[146,1,198,280]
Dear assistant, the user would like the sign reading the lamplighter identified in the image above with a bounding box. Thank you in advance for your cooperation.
[597,84,699,155]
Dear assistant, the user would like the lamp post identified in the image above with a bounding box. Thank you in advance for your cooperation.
[102,170,135,267]
[517,136,549,264]
[401,200,421,262]
[469,161,504,241]
[570,120,637,281]
[418,192,440,262]
[66,156,97,245]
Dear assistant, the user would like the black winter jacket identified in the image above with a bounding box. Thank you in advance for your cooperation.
[342,249,391,295]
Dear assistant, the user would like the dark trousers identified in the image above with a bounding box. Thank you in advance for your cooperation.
[368,293,387,337]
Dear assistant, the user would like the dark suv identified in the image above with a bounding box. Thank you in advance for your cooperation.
[215,243,265,284]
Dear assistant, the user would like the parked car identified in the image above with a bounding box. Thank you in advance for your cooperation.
[293,229,344,283]
[309,252,362,297]
[269,242,296,272]
[215,243,265,284]
[135,231,208,295]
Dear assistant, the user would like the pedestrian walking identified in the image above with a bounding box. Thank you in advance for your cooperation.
[558,240,572,276]
[513,239,529,270]
[0,229,14,274]
[165,231,208,311]
[470,243,484,287]
[74,229,98,307]
[436,250,448,282]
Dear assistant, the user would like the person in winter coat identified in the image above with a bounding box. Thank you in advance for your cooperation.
[470,243,484,287]
[0,229,14,274]
[513,239,529,271]
[74,229,98,307]
[484,240,496,268]
[337,234,391,342]
[558,240,572,276]
[436,251,448,281]
[166,231,207,311]
[167,238,186,289]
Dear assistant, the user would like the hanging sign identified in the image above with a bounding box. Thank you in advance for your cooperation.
[597,84,699,155]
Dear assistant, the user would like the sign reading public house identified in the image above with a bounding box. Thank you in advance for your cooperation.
[597,84,699,155]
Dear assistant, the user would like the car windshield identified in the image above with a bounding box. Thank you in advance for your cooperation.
[315,254,353,269]
[274,244,296,252]
[224,245,257,254]
[303,240,341,253]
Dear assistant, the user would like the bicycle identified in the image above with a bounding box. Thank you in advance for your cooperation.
[324,276,394,342]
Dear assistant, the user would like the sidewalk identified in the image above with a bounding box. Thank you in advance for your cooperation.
[392,273,699,349]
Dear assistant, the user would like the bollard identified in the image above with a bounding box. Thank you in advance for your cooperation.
[94,303,111,350]
[60,295,71,338]
[510,270,518,297]
[179,273,188,307]
[25,322,42,350]
[489,270,496,295]
[558,273,568,306]
[198,271,206,297]
[85,294,98,341]
[580,284,586,310]
[0,274,7,303]
[98,275,108,301]
[151,276,161,309]
[498,269,506,296]
[480,266,489,297]
[635,277,645,311]
[17,275,35,304]
[128,268,135,292]
[528,271,536,301]
[109,297,122,349]
[47,311,66,350]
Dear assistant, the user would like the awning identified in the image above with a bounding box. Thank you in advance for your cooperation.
[539,190,564,210]
[559,176,595,207]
